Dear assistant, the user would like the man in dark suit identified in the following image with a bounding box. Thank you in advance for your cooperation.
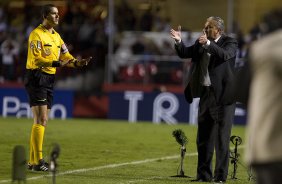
[170,16,238,183]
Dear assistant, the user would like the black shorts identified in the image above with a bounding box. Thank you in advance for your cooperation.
[24,69,55,109]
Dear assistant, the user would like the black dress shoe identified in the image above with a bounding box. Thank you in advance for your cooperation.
[213,180,225,183]
[191,178,211,182]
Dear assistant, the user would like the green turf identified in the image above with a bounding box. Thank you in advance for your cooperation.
[0,117,253,184]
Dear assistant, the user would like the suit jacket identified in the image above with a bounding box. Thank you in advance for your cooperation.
[175,35,238,105]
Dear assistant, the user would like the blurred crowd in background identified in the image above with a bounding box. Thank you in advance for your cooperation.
[0,0,281,95]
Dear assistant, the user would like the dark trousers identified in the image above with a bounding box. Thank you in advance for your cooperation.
[253,162,282,184]
[196,87,235,181]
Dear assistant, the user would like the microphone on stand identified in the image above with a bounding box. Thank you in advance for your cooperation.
[12,145,26,183]
[171,129,190,178]
[230,135,242,180]
[50,143,60,161]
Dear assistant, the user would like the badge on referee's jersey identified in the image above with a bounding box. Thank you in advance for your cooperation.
[44,48,51,56]
[37,41,42,49]
[30,42,34,49]
[30,41,42,50]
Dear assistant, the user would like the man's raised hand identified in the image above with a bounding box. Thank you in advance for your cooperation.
[170,25,182,43]
[199,29,208,45]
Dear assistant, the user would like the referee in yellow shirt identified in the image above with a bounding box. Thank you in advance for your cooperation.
[24,4,92,171]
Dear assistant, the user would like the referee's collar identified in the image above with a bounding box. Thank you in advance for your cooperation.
[40,24,55,34]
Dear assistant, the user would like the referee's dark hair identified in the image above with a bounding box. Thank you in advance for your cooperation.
[42,4,56,19]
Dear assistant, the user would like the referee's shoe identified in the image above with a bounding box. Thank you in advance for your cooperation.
[32,159,49,171]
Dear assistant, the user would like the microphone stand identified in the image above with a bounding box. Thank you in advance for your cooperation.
[50,158,57,184]
[179,146,186,177]
[171,145,191,178]
[50,144,60,184]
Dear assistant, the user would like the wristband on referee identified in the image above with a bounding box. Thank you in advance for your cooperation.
[52,61,61,67]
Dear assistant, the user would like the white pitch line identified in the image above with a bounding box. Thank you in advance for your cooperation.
[118,176,166,184]
[0,153,195,183]
[0,145,245,183]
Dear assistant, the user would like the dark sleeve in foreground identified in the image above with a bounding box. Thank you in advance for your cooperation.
[234,59,252,106]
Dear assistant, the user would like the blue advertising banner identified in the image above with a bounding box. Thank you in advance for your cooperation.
[0,88,73,119]
[108,91,247,125]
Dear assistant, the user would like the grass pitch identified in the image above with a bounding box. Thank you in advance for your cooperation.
[0,117,253,184]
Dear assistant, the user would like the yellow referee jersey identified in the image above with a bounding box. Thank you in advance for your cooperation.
[26,24,74,74]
